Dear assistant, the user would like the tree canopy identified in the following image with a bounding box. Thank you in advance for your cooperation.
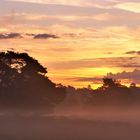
[0,51,66,111]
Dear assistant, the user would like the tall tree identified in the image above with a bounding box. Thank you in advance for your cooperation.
[0,51,66,111]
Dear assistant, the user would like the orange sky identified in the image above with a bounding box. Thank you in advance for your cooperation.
[0,0,140,88]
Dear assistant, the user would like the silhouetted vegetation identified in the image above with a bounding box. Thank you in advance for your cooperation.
[0,51,66,112]
[0,51,140,112]
[63,78,140,106]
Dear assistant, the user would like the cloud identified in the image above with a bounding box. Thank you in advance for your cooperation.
[0,33,22,39]
[105,52,113,54]
[8,0,140,13]
[8,0,115,8]
[8,0,82,6]
[106,69,140,84]
[48,47,74,52]
[11,12,119,22]
[51,56,140,70]
[0,32,59,39]
[126,51,140,55]
[68,77,102,84]
[115,2,140,13]
[69,69,140,85]
[33,34,59,39]
[1,0,140,30]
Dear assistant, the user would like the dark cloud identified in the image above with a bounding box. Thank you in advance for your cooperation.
[0,33,22,39]
[126,51,140,55]
[33,34,59,39]
[23,49,30,52]
[8,48,16,51]
[26,33,35,36]
[106,69,140,84]
[104,52,113,54]
[0,33,59,40]
[125,51,136,54]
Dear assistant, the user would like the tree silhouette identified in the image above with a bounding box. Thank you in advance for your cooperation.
[0,51,66,112]
[130,83,136,88]
[102,78,122,89]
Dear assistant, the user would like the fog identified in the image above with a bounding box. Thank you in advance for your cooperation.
[52,104,140,124]
[1,104,140,140]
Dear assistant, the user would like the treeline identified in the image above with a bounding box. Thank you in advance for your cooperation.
[63,78,140,106]
[0,51,140,111]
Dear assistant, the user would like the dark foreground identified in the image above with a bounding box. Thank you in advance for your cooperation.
[1,110,140,140]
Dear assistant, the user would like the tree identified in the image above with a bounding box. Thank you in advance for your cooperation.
[102,78,121,89]
[0,51,66,111]
[130,83,136,88]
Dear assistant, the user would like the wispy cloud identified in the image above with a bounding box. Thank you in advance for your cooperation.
[8,0,140,13]
[50,57,140,70]
[7,0,115,8]
[68,77,102,84]
[8,0,82,6]
[115,2,140,13]
[5,12,119,22]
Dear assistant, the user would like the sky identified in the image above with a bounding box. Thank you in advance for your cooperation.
[0,0,140,88]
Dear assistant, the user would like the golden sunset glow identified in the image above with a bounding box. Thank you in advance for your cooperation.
[0,0,140,88]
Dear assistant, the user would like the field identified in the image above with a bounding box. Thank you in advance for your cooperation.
[1,106,140,140]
